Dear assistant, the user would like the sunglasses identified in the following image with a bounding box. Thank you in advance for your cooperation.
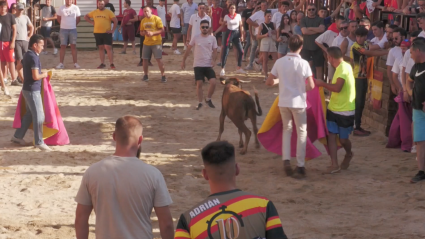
[201,26,209,29]
[307,8,315,11]
[340,26,348,30]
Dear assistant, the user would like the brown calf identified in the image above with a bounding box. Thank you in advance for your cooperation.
[216,78,262,155]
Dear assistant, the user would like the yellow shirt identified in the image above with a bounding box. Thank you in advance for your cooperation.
[87,9,115,33]
[140,15,163,46]
[328,61,356,112]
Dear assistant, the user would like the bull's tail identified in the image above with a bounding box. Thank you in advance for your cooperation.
[253,87,262,116]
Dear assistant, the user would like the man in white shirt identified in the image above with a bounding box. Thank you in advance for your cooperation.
[386,27,406,95]
[265,34,315,177]
[157,0,168,54]
[56,0,81,69]
[245,0,268,70]
[417,13,425,38]
[181,0,198,50]
[182,20,218,110]
[75,116,174,239]
[168,0,182,54]
[369,21,387,50]
[187,3,211,43]
[271,1,289,30]
[401,31,420,105]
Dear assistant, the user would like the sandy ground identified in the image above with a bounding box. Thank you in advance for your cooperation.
[0,45,424,239]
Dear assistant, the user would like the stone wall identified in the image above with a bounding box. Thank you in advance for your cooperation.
[362,56,398,136]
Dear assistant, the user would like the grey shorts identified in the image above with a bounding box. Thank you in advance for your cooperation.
[59,28,77,45]
[14,40,28,61]
[182,23,189,35]
[260,37,277,53]
[142,44,162,59]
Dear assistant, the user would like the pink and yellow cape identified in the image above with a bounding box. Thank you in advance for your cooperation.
[258,85,337,160]
[13,72,70,146]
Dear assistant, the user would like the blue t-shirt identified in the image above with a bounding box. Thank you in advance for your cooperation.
[294,25,302,35]
[22,50,42,91]
[324,16,331,30]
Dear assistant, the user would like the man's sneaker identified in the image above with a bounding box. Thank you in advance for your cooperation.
[3,78,8,84]
[353,128,371,136]
[97,63,106,69]
[74,63,81,69]
[284,160,293,176]
[235,69,246,74]
[205,99,215,108]
[245,65,253,70]
[411,171,425,183]
[174,49,182,55]
[183,45,187,51]
[142,75,149,82]
[11,136,27,146]
[161,76,167,83]
[411,145,417,153]
[119,51,126,54]
[162,51,168,55]
[56,63,65,69]
[35,144,52,151]
[220,68,225,76]
[137,60,143,66]
[196,103,203,110]
[253,61,260,71]
[11,80,22,86]
[296,166,306,176]
[268,55,273,60]
[110,64,116,69]
[53,48,58,55]
[2,87,9,95]
[217,62,222,67]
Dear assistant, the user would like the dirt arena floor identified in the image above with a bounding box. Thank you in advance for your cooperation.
[0,47,424,239]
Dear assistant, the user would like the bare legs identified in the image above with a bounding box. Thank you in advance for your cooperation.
[196,78,216,103]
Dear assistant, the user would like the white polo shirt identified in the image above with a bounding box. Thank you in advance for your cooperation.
[189,13,211,41]
[370,33,388,49]
[386,46,402,66]
[271,53,312,108]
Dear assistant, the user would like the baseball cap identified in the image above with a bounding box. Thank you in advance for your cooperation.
[17,3,25,10]
[401,39,411,48]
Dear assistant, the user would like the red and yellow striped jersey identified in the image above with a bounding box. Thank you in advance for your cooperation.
[174,189,287,239]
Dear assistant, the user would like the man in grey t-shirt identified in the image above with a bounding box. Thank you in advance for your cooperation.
[75,116,174,239]
[14,3,33,85]
[39,0,57,54]
[300,3,325,81]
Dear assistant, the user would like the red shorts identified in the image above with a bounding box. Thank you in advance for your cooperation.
[161,27,166,38]
[0,42,14,62]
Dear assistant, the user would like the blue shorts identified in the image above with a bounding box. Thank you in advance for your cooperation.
[326,110,354,139]
[182,23,189,35]
[40,26,52,38]
[413,109,425,142]
[59,28,77,45]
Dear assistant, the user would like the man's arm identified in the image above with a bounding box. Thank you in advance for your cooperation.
[32,69,48,81]
[57,15,61,24]
[45,13,57,21]
[340,38,349,61]
[181,44,193,69]
[387,65,396,94]
[392,72,402,93]
[368,42,383,51]
[266,72,277,86]
[27,20,34,39]
[108,17,118,33]
[187,24,193,42]
[246,18,259,27]
[211,47,217,66]
[10,24,16,49]
[306,76,315,91]
[316,77,345,93]
[154,206,174,239]
[361,48,389,57]
[75,204,93,239]
[294,0,306,11]
[84,14,94,25]
[330,0,344,18]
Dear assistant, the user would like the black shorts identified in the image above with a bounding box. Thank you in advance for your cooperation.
[215,32,222,38]
[94,33,113,46]
[301,48,324,67]
[170,27,182,34]
[194,67,216,81]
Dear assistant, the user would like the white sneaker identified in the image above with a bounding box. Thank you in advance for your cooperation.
[174,49,182,55]
[220,68,225,76]
[3,78,8,84]
[411,145,417,153]
[11,136,28,146]
[217,47,221,53]
[74,63,81,69]
[35,144,52,151]
[235,69,246,74]
[184,45,187,51]
[56,63,64,69]
[253,61,260,71]
[2,87,9,95]
[53,48,58,55]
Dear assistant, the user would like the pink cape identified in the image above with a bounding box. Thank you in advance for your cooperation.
[13,74,70,146]
[257,86,331,160]
[386,91,413,151]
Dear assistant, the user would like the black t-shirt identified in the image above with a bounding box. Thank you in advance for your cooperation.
[105,3,115,13]
[0,13,16,42]
[409,63,425,110]
[241,7,253,31]
[261,22,274,35]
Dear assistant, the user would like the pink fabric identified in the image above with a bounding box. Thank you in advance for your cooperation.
[13,77,70,146]
[258,85,328,160]
[386,91,413,151]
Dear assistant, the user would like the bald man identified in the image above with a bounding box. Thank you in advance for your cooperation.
[75,116,174,239]
[174,141,288,239]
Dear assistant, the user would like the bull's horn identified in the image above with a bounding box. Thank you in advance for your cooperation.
[239,80,251,83]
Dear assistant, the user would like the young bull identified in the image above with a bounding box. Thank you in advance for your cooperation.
[216,78,262,154]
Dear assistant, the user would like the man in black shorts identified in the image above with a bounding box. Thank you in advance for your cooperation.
[168,0,182,54]
[181,20,218,110]
[300,3,325,81]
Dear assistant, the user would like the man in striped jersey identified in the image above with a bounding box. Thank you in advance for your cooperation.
[174,141,287,239]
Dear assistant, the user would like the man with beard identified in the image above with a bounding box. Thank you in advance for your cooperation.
[386,27,406,95]
[340,20,357,62]
[75,116,174,239]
